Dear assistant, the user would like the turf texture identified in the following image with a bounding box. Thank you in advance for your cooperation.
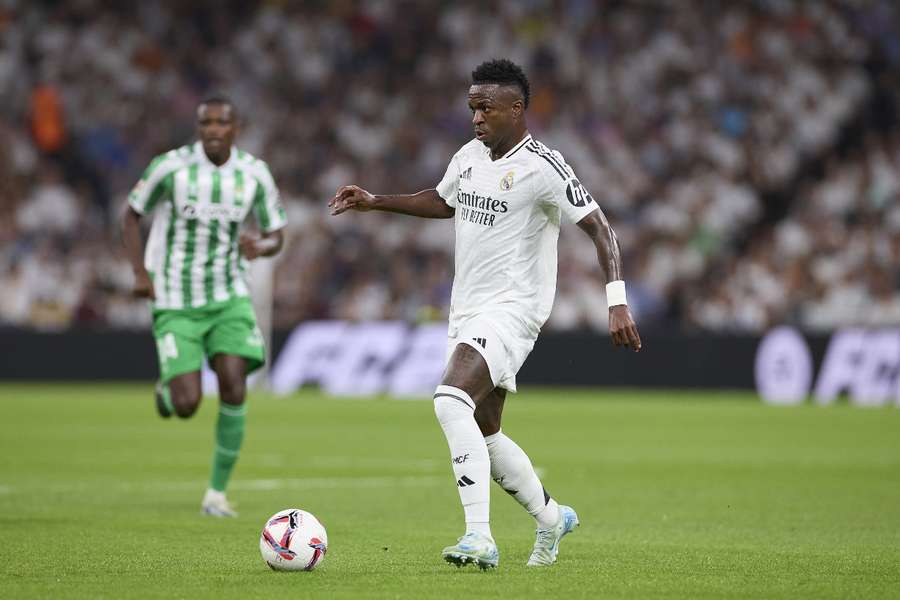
[0,384,898,599]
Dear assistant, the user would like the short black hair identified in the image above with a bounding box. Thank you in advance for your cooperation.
[472,59,530,108]
[199,93,236,114]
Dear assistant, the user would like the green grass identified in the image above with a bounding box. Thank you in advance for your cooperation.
[1,384,898,599]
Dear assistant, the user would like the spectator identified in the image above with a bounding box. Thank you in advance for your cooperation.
[0,0,896,333]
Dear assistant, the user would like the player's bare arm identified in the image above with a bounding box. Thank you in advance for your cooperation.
[121,206,154,299]
[576,208,642,352]
[329,185,454,219]
[239,229,284,260]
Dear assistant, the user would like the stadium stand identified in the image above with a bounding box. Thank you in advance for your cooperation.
[0,0,898,332]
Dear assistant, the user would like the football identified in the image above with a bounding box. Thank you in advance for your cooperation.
[259,508,328,571]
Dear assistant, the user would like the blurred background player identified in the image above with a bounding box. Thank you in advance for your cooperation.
[121,96,286,517]
[330,59,641,569]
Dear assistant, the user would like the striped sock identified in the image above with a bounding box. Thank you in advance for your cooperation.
[209,403,246,492]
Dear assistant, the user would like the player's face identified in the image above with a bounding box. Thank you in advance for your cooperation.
[197,103,237,162]
[468,84,522,150]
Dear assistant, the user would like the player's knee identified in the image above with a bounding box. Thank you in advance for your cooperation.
[473,389,504,436]
[433,386,474,426]
[173,405,195,419]
[474,410,500,437]
[172,392,200,418]
[433,395,451,425]
[219,377,246,406]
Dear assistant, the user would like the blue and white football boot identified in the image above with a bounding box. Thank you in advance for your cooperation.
[526,504,579,566]
[441,531,499,570]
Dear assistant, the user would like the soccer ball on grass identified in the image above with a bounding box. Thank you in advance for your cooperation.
[259,508,328,571]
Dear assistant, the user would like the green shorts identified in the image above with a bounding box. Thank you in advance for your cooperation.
[152,297,265,383]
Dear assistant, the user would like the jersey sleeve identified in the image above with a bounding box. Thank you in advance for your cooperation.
[435,154,459,207]
[128,153,174,215]
[250,161,287,233]
[533,149,597,224]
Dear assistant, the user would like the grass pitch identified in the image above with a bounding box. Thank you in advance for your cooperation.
[0,384,898,599]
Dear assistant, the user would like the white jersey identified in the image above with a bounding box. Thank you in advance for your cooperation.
[128,142,286,311]
[436,134,597,333]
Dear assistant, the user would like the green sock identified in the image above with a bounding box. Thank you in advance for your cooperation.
[158,383,175,414]
[209,403,246,492]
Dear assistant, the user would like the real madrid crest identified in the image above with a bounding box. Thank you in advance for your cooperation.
[500,171,514,191]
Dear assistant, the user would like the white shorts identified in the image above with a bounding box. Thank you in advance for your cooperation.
[445,311,538,393]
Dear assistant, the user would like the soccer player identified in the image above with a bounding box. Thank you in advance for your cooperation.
[330,59,642,568]
[122,95,286,517]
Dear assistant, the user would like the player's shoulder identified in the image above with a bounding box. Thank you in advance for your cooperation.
[523,137,570,165]
[142,144,192,177]
[233,147,274,178]
[521,137,573,181]
[452,138,487,161]
[232,147,267,167]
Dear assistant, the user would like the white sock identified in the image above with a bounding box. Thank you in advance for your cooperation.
[203,488,226,503]
[433,385,492,539]
[535,498,560,530]
[484,430,559,529]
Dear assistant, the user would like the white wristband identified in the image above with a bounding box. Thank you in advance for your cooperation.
[606,280,627,309]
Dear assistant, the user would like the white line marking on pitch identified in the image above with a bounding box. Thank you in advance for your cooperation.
[230,475,446,492]
[244,455,442,472]
[305,456,443,471]
[0,475,446,495]
[117,475,447,493]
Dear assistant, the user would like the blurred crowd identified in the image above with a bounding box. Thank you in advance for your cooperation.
[1,0,898,333]
[692,130,900,331]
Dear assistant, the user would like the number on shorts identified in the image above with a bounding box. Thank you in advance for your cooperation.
[157,333,179,363]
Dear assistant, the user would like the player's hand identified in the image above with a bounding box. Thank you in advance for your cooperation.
[132,269,155,300]
[329,185,376,215]
[239,233,263,260]
[609,305,641,352]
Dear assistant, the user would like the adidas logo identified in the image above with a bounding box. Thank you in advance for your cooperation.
[460,166,472,180]
[472,337,486,348]
[457,475,476,487]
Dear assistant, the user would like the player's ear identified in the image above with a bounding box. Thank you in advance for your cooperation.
[223,104,240,130]
[512,99,524,121]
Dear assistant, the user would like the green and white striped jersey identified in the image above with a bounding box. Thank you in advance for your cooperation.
[128,142,286,310]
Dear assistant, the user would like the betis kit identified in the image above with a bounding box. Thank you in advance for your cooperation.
[129,141,286,505]
[128,141,286,382]
[435,134,597,392]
